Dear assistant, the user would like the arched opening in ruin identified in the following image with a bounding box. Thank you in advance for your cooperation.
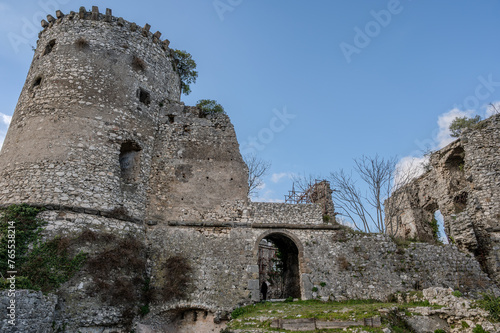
[444,146,465,173]
[119,141,142,184]
[434,210,448,244]
[257,232,301,300]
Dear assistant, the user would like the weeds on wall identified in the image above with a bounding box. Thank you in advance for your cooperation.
[0,204,86,292]
[154,255,193,302]
[83,230,147,304]
[132,56,147,71]
[75,37,89,49]
[472,325,490,333]
[477,293,500,322]
[337,255,350,270]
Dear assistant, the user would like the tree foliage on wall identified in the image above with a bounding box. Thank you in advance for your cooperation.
[172,49,198,95]
[196,99,226,117]
[449,115,481,137]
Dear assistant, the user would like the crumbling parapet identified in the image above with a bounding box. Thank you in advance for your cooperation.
[385,113,500,283]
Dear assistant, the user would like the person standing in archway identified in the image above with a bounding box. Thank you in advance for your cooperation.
[261,281,268,301]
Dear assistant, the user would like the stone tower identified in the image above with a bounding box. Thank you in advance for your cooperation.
[0,6,249,221]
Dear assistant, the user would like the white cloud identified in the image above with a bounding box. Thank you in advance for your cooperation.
[270,172,294,183]
[0,112,10,150]
[436,108,475,149]
[336,216,355,230]
[1,112,12,125]
[0,129,5,150]
[394,155,427,189]
[486,101,500,118]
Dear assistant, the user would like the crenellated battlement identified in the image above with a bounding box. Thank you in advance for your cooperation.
[39,6,171,52]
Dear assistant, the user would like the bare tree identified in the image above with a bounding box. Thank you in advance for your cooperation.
[384,158,423,236]
[329,155,420,234]
[291,173,319,194]
[488,102,500,115]
[244,154,271,198]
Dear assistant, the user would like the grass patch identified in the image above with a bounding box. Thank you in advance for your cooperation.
[477,293,500,322]
[226,299,441,331]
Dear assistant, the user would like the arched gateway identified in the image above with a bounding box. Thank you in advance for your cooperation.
[255,231,303,300]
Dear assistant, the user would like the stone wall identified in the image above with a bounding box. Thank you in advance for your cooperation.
[385,113,500,283]
[0,290,58,333]
[3,217,496,332]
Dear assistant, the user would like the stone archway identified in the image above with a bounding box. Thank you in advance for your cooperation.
[255,231,302,300]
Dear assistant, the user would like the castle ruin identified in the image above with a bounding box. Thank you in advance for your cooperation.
[0,7,498,333]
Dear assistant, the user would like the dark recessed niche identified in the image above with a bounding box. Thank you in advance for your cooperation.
[43,39,56,55]
[168,115,175,124]
[119,141,142,184]
[33,77,42,88]
[138,88,151,106]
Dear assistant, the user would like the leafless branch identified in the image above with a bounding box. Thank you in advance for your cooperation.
[244,154,271,198]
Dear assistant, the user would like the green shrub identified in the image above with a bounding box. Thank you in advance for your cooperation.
[312,287,318,292]
[428,217,440,242]
[231,307,246,319]
[452,290,463,297]
[449,115,481,137]
[434,329,446,333]
[478,293,500,321]
[139,305,150,316]
[472,324,489,333]
[284,296,294,303]
[196,99,225,117]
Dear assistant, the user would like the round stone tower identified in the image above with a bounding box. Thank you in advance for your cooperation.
[0,6,180,220]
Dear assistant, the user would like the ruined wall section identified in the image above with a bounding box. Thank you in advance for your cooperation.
[249,202,324,225]
[145,226,498,320]
[0,7,179,221]
[385,113,500,283]
[462,113,500,282]
[304,233,497,301]
[146,103,249,223]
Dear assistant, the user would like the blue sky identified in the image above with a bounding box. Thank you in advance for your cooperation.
[1,0,500,212]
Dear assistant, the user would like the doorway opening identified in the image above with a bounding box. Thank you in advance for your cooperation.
[258,233,300,300]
